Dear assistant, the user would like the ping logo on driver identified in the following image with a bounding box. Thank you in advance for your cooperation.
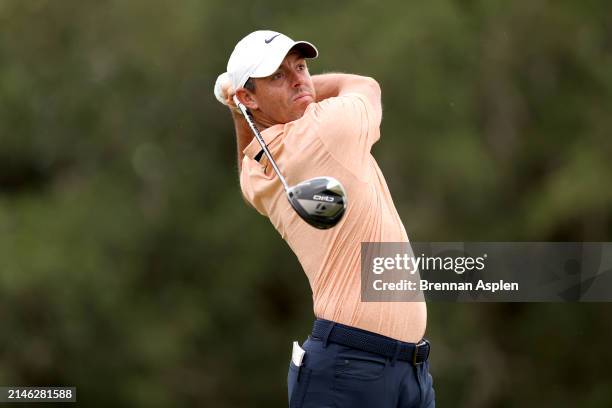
[313,194,334,202]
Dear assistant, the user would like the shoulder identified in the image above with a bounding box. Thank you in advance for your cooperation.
[307,93,381,130]
[313,93,374,115]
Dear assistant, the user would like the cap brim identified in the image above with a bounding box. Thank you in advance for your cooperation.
[250,41,319,79]
[291,41,318,59]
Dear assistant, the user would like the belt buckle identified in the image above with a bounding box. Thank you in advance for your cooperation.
[412,340,428,365]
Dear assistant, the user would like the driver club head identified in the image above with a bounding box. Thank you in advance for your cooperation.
[287,177,347,229]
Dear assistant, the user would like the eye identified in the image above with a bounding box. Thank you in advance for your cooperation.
[297,63,306,71]
[272,72,283,80]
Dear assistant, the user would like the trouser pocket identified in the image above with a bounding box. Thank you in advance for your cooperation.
[331,350,389,407]
[418,361,435,408]
[334,353,387,381]
[288,361,312,408]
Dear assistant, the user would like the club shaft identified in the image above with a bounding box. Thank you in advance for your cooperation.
[234,97,291,193]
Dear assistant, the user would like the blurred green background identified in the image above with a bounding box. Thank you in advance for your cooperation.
[1,0,611,406]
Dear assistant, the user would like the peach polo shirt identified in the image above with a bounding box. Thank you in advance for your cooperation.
[240,92,426,342]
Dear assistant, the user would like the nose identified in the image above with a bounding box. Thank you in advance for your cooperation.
[289,68,305,89]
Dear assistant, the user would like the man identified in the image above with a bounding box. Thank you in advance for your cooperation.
[215,30,435,408]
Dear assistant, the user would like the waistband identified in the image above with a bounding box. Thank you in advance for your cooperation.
[311,319,430,365]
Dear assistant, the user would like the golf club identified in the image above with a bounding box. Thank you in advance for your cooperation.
[233,95,347,229]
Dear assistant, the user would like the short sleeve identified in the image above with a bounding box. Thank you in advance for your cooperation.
[240,158,267,216]
[309,93,381,179]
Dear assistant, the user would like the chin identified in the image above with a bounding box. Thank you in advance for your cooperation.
[291,107,309,121]
[296,98,314,111]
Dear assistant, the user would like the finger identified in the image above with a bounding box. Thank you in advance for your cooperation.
[214,72,231,106]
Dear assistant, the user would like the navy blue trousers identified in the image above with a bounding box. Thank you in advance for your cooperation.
[287,335,435,408]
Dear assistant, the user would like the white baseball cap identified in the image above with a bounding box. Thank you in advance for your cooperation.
[226,30,318,90]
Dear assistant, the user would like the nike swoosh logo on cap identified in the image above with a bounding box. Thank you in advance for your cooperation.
[264,34,281,44]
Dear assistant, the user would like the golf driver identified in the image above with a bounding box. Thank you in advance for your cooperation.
[233,95,347,229]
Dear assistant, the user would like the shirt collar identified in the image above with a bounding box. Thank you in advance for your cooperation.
[243,123,284,160]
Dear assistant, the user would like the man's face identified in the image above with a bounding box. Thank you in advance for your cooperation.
[243,52,316,125]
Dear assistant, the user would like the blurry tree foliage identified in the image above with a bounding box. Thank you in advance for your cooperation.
[0,0,611,406]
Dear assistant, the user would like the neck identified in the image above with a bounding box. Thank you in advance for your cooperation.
[251,110,279,131]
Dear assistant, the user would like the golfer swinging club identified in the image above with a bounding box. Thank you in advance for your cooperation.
[215,30,435,407]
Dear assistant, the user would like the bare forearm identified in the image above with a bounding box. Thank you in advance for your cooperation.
[231,111,253,173]
[312,73,380,102]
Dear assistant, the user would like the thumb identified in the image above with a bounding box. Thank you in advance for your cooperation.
[214,72,232,105]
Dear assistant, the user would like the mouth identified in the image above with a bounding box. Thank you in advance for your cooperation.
[293,93,312,103]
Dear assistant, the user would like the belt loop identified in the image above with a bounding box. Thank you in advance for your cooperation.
[322,322,336,349]
[390,340,401,367]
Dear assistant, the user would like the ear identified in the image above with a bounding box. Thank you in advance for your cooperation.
[235,88,258,111]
